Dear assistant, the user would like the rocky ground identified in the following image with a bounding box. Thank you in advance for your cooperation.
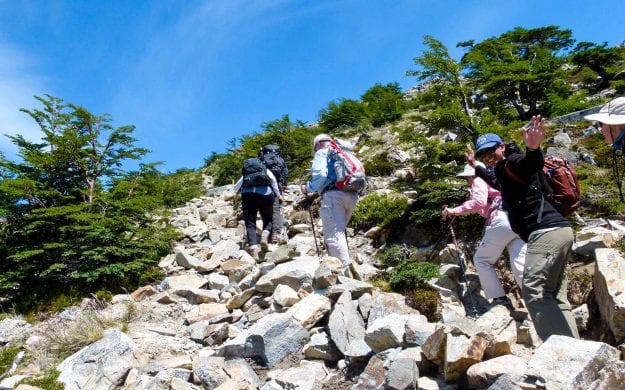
[1,173,625,389]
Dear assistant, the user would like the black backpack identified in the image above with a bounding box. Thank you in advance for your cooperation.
[242,158,271,187]
[260,144,288,187]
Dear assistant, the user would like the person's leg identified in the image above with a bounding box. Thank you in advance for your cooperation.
[270,195,282,242]
[498,210,527,288]
[506,237,527,288]
[242,192,259,246]
[522,227,579,341]
[259,194,274,246]
[320,191,352,266]
[473,212,509,299]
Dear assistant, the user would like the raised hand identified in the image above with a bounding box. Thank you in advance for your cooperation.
[465,143,476,167]
[522,115,546,151]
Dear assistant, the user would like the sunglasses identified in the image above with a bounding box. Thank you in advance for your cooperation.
[477,146,498,159]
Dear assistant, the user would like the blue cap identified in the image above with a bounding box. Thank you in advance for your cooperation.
[475,133,503,156]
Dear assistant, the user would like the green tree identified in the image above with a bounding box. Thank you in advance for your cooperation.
[407,35,476,134]
[361,83,405,127]
[462,26,575,120]
[319,99,368,131]
[0,96,192,311]
[571,42,625,90]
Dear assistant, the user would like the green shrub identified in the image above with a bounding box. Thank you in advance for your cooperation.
[389,261,439,291]
[376,244,413,267]
[0,346,21,374]
[319,99,369,131]
[20,370,63,390]
[350,193,408,232]
[363,151,395,177]
[407,286,441,322]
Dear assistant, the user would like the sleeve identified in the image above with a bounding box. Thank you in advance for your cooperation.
[306,149,330,193]
[449,178,488,216]
[267,170,280,196]
[232,176,244,193]
[475,165,500,190]
[506,148,544,178]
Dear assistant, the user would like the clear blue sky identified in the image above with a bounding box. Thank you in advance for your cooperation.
[1,0,624,172]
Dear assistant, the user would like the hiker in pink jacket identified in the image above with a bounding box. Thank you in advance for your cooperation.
[442,162,527,307]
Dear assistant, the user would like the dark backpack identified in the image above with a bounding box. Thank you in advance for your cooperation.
[327,139,366,193]
[505,156,581,216]
[242,158,271,187]
[260,145,288,187]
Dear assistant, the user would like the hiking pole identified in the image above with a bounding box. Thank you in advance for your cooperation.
[308,206,321,257]
[449,218,479,317]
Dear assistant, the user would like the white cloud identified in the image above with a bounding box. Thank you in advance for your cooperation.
[0,42,47,161]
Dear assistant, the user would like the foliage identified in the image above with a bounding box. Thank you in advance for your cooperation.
[363,151,395,177]
[20,371,63,390]
[462,26,575,120]
[349,193,408,232]
[0,345,21,374]
[361,83,406,127]
[388,261,439,291]
[407,285,441,322]
[0,96,198,312]
[407,35,476,134]
[570,42,625,90]
[319,99,369,131]
[204,115,315,185]
[376,244,413,267]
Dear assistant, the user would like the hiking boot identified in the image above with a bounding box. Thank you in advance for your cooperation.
[260,230,270,252]
[491,296,513,309]
[248,245,261,260]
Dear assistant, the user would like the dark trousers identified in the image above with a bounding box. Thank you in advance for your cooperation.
[242,192,274,246]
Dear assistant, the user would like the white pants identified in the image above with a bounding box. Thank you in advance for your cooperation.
[474,209,527,299]
[319,190,359,267]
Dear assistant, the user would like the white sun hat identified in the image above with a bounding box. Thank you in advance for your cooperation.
[457,161,486,177]
[584,97,625,125]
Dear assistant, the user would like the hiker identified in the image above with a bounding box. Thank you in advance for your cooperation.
[466,120,580,341]
[584,96,625,148]
[442,162,526,307]
[300,134,359,270]
[259,144,289,243]
[233,157,283,259]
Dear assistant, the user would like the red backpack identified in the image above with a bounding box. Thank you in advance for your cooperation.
[327,139,366,193]
[505,156,581,216]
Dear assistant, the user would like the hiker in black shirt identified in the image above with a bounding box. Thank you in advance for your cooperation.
[466,117,579,341]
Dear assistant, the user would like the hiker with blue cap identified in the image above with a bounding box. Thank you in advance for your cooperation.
[443,161,526,308]
[465,117,580,341]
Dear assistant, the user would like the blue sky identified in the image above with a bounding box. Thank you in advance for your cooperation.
[1,0,624,172]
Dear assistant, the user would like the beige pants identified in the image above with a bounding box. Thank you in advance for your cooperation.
[319,190,359,267]
[522,226,579,341]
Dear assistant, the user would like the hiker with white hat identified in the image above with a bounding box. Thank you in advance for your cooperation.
[301,133,359,270]
[584,96,625,148]
[443,161,527,308]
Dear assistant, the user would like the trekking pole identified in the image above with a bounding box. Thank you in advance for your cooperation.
[449,218,479,317]
[308,207,321,257]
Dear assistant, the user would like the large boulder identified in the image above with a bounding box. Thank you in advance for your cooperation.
[217,313,309,367]
[527,335,622,389]
[593,248,625,343]
[57,329,138,390]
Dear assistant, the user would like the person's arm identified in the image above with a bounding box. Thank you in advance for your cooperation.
[267,170,281,197]
[447,178,488,217]
[304,149,329,193]
[232,176,243,193]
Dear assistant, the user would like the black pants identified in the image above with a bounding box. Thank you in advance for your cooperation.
[242,192,274,246]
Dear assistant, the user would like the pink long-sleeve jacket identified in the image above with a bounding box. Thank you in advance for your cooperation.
[449,177,501,222]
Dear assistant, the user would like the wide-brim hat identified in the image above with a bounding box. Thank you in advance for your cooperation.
[457,162,485,177]
[584,97,625,125]
[313,133,332,148]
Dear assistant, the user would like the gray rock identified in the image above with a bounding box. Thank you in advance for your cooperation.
[0,318,32,345]
[303,330,342,361]
[527,335,621,389]
[192,354,228,389]
[593,248,625,343]
[328,291,371,360]
[57,329,138,390]
[217,313,309,367]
